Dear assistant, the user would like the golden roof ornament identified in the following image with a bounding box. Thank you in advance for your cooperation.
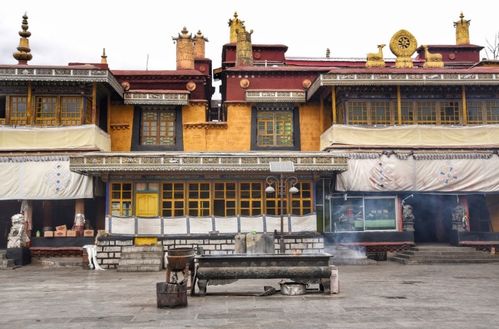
[235,25,253,67]
[454,12,470,45]
[13,13,33,65]
[101,48,108,64]
[172,27,194,70]
[228,12,245,43]
[389,29,417,68]
[366,44,385,68]
[422,45,444,68]
[194,30,209,59]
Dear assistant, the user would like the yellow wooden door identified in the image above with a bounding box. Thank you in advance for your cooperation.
[136,193,159,217]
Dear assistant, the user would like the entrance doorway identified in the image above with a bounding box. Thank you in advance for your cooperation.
[407,194,455,243]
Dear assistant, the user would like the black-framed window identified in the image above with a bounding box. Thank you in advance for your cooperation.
[251,104,300,150]
[132,105,183,151]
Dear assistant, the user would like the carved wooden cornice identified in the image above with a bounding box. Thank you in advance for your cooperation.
[0,67,123,96]
[69,152,348,175]
[308,73,499,100]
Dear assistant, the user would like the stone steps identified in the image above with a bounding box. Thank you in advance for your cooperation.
[391,245,499,265]
[117,245,164,272]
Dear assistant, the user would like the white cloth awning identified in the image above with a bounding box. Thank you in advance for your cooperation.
[336,154,499,192]
[0,156,93,200]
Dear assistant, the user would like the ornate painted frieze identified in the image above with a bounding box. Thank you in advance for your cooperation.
[246,90,306,103]
[124,91,189,105]
[69,152,348,175]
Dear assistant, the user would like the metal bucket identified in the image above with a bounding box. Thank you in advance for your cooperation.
[280,282,307,296]
[166,247,195,271]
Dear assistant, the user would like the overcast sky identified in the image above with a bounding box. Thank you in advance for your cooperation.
[0,0,497,71]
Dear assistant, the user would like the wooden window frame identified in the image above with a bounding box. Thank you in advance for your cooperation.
[161,183,186,217]
[60,96,83,126]
[8,96,28,125]
[34,96,58,126]
[239,182,263,216]
[290,182,313,216]
[251,104,300,151]
[132,105,183,151]
[140,110,176,146]
[110,182,133,217]
[187,182,211,217]
[214,182,237,217]
[346,100,396,125]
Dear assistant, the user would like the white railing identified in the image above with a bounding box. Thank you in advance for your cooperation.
[105,214,317,236]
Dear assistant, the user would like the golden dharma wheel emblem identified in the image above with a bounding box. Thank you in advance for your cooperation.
[240,78,250,89]
[389,29,417,57]
[186,81,196,91]
[121,81,131,91]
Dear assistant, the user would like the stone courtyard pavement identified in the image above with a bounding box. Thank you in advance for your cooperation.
[1,262,499,329]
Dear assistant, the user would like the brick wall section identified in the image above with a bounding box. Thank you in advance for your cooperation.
[96,235,324,269]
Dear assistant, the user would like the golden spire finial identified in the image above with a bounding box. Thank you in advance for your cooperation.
[101,48,108,64]
[13,13,33,65]
[228,12,245,43]
[454,12,470,45]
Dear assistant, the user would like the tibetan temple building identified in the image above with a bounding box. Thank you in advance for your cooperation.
[1,12,499,266]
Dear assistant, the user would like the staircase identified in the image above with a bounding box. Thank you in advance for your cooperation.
[391,244,499,264]
[0,250,15,270]
[117,245,164,272]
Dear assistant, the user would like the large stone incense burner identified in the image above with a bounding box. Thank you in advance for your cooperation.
[195,253,335,295]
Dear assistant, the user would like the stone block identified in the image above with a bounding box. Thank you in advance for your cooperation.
[103,259,119,264]
[96,253,108,258]
[314,243,325,249]
[104,246,121,252]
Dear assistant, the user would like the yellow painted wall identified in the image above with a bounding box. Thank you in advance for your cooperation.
[299,103,321,151]
[183,103,251,152]
[183,103,208,151]
[109,104,134,151]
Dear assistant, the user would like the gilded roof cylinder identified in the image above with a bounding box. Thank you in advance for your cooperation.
[228,12,244,43]
[454,12,470,45]
[194,30,208,59]
[235,27,253,67]
[173,27,194,70]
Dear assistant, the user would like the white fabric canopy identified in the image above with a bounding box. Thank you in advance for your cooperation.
[336,154,499,192]
[0,157,93,200]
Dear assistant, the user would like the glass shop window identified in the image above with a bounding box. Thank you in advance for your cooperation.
[331,196,396,232]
